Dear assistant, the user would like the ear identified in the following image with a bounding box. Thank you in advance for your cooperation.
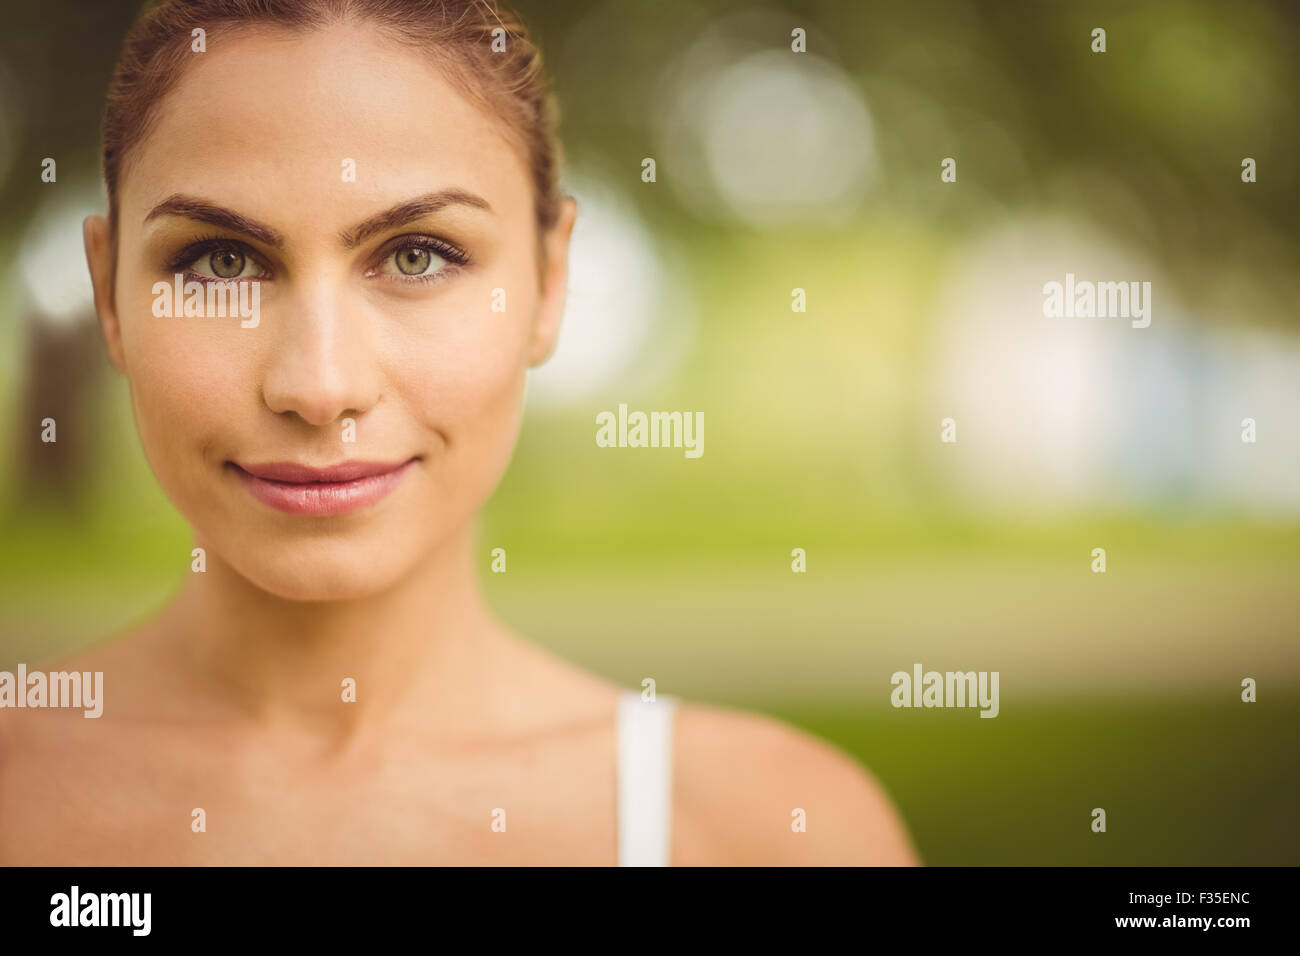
[527,195,578,367]
[83,214,125,373]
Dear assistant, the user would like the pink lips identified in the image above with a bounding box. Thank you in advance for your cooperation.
[231,458,416,516]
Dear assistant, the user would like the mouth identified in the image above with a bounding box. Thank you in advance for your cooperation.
[228,458,418,516]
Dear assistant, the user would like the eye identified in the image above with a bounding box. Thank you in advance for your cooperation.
[369,235,468,283]
[188,246,262,280]
[382,245,448,278]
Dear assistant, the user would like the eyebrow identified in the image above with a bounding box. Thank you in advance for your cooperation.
[144,189,493,250]
[339,189,493,248]
[145,195,284,247]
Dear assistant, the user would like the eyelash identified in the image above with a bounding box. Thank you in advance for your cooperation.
[165,234,262,280]
[164,233,471,285]
[370,234,472,285]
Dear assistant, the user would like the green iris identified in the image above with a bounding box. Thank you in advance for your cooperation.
[396,247,431,275]
[210,249,244,279]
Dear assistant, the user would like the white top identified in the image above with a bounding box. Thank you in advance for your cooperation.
[616,690,678,866]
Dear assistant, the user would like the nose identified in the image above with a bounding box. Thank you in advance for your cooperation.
[260,275,382,427]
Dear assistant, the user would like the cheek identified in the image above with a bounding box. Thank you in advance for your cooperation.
[391,276,537,487]
[118,287,255,490]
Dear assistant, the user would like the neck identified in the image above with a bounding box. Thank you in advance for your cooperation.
[165,519,495,743]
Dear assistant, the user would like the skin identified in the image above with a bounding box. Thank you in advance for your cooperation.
[0,22,917,865]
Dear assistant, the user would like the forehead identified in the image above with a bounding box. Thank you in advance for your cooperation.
[119,22,530,232]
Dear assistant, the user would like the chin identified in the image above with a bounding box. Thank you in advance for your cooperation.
[219,532,419,603]
[254,566,400,603]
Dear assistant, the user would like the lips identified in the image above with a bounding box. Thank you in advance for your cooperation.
[230,458,417,516]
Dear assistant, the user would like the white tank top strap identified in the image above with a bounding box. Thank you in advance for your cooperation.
[616,690,678,867]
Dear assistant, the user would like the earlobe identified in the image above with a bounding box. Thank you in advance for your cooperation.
[83,214,125,373]
[527,196,578,367]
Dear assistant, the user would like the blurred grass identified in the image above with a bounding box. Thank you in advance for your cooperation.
[779,696,1298,865]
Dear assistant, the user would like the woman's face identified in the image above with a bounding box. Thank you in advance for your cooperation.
[84,23,574,600]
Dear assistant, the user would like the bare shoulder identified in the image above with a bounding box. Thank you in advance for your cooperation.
[0,634,133,755]
[671,701,919,866]
[0,628,167,812]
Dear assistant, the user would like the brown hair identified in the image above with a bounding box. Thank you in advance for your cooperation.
[102,0,564,237]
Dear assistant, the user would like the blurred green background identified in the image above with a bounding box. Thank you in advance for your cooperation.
[1,0,1297,864]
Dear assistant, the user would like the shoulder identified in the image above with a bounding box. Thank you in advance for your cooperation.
[670,701,919,866]
[0,635,159,795]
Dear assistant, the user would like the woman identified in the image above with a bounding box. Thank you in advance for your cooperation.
[0,0,916,866]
